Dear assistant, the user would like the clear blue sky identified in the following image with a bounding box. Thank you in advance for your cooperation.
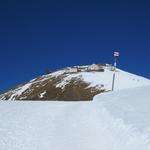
[0,0,150,92]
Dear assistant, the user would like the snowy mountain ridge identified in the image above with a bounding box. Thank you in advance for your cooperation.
[0,64,150,100]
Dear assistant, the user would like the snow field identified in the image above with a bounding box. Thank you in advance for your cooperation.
[0,85,150,149]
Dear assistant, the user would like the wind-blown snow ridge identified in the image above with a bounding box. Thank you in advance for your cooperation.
[93,85,150,149]
[94,85,150,133]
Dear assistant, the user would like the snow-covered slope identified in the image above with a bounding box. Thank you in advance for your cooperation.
[0,85,150,150]
[54,68,150,90]
[0,64,150,100]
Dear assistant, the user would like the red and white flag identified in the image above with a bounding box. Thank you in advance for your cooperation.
[114,51,120,57]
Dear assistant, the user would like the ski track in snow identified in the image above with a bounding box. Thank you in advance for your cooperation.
[0,85,150,149]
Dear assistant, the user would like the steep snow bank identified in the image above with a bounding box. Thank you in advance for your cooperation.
[94,85,150,134]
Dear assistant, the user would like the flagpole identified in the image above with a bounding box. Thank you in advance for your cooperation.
[112,56,117,91]
[112,51,119,91]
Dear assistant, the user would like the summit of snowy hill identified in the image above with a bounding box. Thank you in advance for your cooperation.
[50,67,150,91]
[0,85,150,149]
[0,64,150,100]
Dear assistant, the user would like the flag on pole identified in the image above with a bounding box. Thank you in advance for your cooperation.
[114,51,120,57]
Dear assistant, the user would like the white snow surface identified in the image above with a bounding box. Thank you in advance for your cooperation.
[39,91,47,98]
[54,68,150,90]
[0,85,150,149]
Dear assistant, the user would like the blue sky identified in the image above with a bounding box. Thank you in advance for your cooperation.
[0,0,150,92]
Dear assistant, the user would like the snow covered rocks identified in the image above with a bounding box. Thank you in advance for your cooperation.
[0,64,150,101]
